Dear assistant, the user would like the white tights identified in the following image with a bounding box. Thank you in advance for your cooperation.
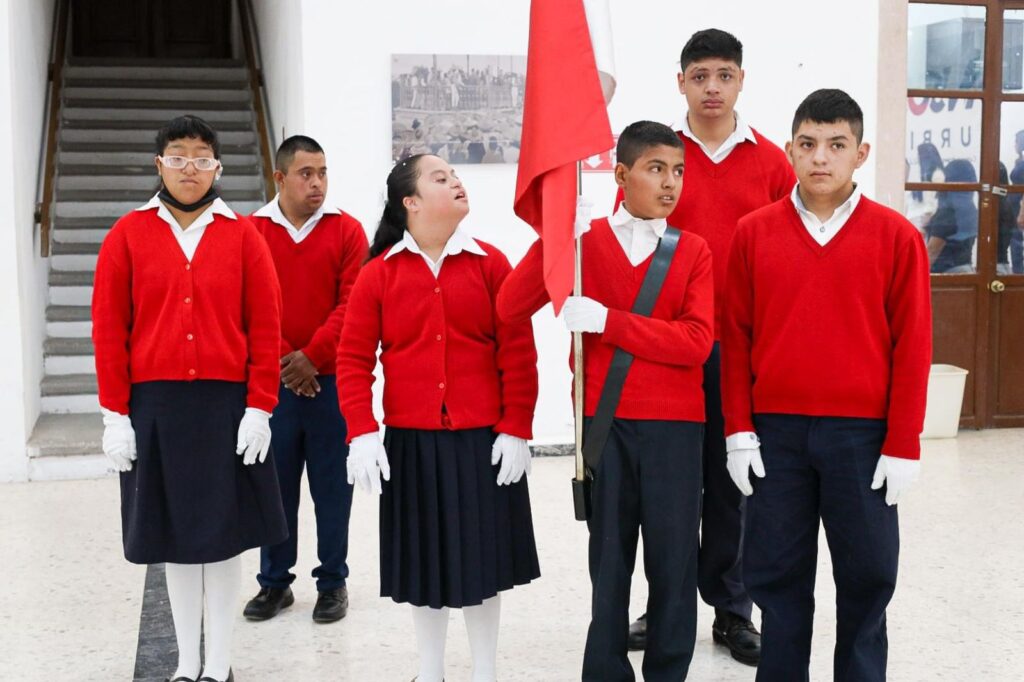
[164,556,240,681]
[411,594,502,682]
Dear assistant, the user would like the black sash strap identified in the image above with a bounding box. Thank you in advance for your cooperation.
[581,226,681,475]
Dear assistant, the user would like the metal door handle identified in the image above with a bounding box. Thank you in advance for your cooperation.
[990,280,1006,293]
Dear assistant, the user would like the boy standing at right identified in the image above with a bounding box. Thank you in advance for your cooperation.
[622,29,795,667]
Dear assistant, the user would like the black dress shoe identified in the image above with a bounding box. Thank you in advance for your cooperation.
[712,609,761,666]
[243,586,294,621]
[166,677,195,682]
[313,586,349,623]
[197,670,232,682]
[627,613,647,651]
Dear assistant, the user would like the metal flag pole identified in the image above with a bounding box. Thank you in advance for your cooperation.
[571,160,588,521]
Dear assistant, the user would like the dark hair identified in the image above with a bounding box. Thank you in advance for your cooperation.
[913,142,943,202]
[368,154,428,260]
[791,88,864,143]
[616,120,684,168]
[680,28,743,71]
[275,134,324,172]
[155,115,220,158]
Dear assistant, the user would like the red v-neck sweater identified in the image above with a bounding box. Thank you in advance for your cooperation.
[615,129,795,337]
[92,209,282,415]
[336,241,538,442]
[250,212,368,374]
[721,197,932,459]
[496,218,714,421]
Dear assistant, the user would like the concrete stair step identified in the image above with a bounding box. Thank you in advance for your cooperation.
[67,57,244,68]
[64,86,251,103]
[47,320,92,338]
[41,373,97,396]
[58,174,262,192]
[57,188,263,203]
[62,127,256,145]
[44,337,94,356]
[27,413,103,460]
[64,64,248,81]
[54,217,115,230]
[49,270,93,286]
[64,78,248,91]
[63,118,253,132]
[58,162,262,176]
[47,305,91,322]
[60,141,256,155]
[62,107,253,123]
[64,97,250,111]
[51,242,100,256]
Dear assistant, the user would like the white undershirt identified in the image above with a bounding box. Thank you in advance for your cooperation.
[136,194,236,262]
[251,195,341,244]
[607,203,667,266]
[676,111,757,164]
[384,227,487,278]
[790,184,862,246]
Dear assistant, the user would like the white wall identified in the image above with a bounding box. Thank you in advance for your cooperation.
[251,0,306,149]
[275,0,883,445]
[0,0,54,481]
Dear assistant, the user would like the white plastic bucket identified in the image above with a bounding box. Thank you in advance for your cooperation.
[921,364,969,439]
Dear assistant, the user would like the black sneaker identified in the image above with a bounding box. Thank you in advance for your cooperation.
[711,609,761,666]
[312,586,349,623]
[243,587,294,621]
[627,613,647,651]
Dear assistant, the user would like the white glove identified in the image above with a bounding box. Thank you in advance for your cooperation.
[574,195,593,239]
[101,408,137,473]
[726,447,766,496]
[870,455,920,506]
[236,408,272,465]
[347,432,391,494]
[562,296,608,333]
[491,433,532,485]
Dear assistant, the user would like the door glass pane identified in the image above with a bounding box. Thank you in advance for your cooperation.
[999,102,1024,274]
[908,4,987,90]
[905,97,981,183]
[1004,10,1024,92]
[913,189,979,274]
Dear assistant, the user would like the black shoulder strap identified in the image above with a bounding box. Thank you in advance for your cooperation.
[582,226,681,474]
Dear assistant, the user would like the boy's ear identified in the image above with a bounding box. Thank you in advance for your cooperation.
[613,162,629,188]
[784,140,794,164]
[856,142,871,169]
[272,169,285,188]
[676,72,686,95]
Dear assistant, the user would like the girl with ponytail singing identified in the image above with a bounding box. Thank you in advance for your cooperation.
[92,115,287,682]
[337,154,541,682]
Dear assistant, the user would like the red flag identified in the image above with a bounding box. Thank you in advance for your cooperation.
[513,0,614,313]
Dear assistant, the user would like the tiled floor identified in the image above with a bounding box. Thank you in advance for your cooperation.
[2,429,1022,680]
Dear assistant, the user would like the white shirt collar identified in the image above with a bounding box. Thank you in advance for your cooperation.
[252,195,340,235]
[136,194,236,228]
[675,111,757,164]
[384,227,486,277]
[790,183,862,222]
[608,203,668,237]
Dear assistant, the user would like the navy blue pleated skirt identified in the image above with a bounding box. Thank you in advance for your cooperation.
[380,427,541,609]
[120,380,288,565]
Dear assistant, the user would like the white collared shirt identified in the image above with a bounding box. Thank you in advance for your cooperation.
[251,195,341,244]
[676,111,757,164]
[790,184,862,246]
[136,194,235,261]
[608,203,667,266]
[383,226,487,278]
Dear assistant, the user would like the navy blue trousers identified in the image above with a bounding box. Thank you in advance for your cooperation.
[258,375,353,592]
[698,343,753,619]
[745,415,899,682]
[583,418,703,682]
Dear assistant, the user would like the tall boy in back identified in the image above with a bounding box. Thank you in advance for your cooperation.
[721,89,932,681]
[620,29,795,666]
[498,121,714,681]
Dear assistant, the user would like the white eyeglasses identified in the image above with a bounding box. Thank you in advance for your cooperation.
[158,155,221,172]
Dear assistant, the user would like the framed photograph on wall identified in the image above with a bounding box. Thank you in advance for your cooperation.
[391,54,526,164]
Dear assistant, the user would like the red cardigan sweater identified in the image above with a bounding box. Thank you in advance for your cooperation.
[250,212,368,374]
[721,196,933,459]
[496,218,714,421]
[336,240,538,442]
[92,208,282,415]
[615,129,795,337]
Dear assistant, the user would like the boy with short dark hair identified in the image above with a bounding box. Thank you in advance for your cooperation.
[620,29,795,666]
[498,120,714,681]
[721,89,931,681]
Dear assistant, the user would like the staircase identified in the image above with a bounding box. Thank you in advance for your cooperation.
[27,58,269,479]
